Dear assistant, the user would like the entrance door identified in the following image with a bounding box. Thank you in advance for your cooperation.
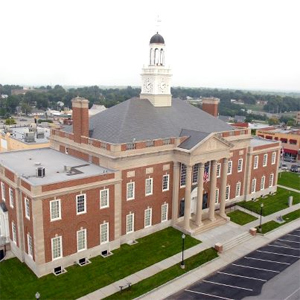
[202,193,208,209]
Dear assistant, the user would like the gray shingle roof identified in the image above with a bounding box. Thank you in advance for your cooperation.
[179,129,210,150]
[65,97,232,143]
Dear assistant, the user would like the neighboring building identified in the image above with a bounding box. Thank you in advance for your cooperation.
[89,104,106,116]
[0,125,50,152]
[256,127,300,162]
[0,32,281,277]
[296,111,300,125]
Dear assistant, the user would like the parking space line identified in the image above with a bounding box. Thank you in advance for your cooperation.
[245,256,290,265]
[218,271,267,282]
[257,250,300,258]
[203,280,253,291]
[232,263,279,273]
[278,238,300,244]
[287,233,300,237]
[284,287,300,300]
[185,290,234,300]
[269,244,299,250]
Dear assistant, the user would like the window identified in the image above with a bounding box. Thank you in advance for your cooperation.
[269,173,274,187]
[162,174,169,191]
[145,178,153,196]
[100,222,109,244]
[261,176,265,190]
[27,233,33,257]
[163,138,171,145]
[263,154,268,167]
[192,164,199,184]
[225,185,230,201]
[271,152,276,165]
[12,222,17,243]
[180,164,186,187]
[227,161,232,175]
[216,163,221,178]
[126,143,135,150]
[146,140,154,147]
[100,189,109,208]
[50,199,61,221]
[251,178,257,193]
[127,182,135,200]
[51,236,62,260]
[25,198,30,220]
[254,156,259,169]
[76,194,86,214]
[144,207,152,228]
[161,203,168,222]
[237,159,243,172]
[235,182,241,197]
[215,188,219,203]
[126,212,134,234]
[204,162,210,181]
[1,182,5,201]
[77,229,87,252]
[9,188,14,208]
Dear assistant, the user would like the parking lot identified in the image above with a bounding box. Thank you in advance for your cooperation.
[170,228,300,300]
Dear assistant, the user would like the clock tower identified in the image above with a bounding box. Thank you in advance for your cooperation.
[140,32,172,107]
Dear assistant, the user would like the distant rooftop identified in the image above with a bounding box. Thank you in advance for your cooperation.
[250,137,279,147]
[0,148,114,186]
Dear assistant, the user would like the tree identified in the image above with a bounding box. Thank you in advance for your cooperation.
[5,117,16,125]
[21,102,32,115]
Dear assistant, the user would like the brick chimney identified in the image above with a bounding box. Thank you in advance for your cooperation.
[72,97,89,143]
[202,97,220,117]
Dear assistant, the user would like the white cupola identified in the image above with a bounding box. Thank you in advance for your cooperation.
[140,32,172,107]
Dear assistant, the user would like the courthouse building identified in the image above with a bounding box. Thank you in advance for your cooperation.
[0,32,281,277]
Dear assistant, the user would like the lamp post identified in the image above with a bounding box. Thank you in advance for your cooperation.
[180,234,186,269]
[35,292,40,300]
[259,203,264,233]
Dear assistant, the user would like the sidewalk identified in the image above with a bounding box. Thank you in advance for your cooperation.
[78,203,300,300]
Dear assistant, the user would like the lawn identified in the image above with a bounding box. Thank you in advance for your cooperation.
[105,248,218,300]
[0,227,200,300]
[278,172,300,190]
[238,188,300,216]
[227,210,257,225]
[257,209,300,234]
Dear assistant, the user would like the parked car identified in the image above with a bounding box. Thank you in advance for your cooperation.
[290,164,300,173]
[284,156,296,162]
[281,163,288,170]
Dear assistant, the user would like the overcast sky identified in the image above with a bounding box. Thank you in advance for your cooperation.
[1,0,299,91]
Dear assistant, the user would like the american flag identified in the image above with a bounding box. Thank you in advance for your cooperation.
[203,171,209,183]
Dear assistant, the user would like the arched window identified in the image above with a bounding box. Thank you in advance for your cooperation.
[160,49,164,65]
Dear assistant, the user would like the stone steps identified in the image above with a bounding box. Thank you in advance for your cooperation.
[223,232,253,252]
[192,217,227,236]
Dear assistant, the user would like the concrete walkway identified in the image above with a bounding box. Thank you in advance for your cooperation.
[78,204,300,300]
[278,184,300,193]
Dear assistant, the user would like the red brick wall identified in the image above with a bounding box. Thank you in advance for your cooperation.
[4,168,15,182]
[202,103,218,117]
[21,180,31,192]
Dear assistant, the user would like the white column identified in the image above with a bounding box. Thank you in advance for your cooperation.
[172,162,180,224]
[195,163,204,226]
[208,160,217,221]
[183,165,192,231]
[219,158,228,217]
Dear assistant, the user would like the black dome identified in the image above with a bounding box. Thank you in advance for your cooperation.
[150,33,165,44]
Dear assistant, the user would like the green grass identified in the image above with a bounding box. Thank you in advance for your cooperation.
[227,210,258,225]
[105,248,218,300]
[238,188,300,216]
[278,172,300,190]
[0,227,200,300]
[257,209,300,234]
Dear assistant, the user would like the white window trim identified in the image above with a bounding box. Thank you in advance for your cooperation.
[251,178,257,194]
[25,198,30,220]
[254,156,259,169]
[145,177,153,196]
[235,182,241,197]
[216,163,221,178]
[77,228,87,252]
[180,164,186,188]
[261,176,265,190]
[269,173,274,187]
[271,152,276,165]
[263,154,268,167]
[227,161,232,175]
[126,181,135,201]
[51,236,62,260]
[76,194,86,215]
[100,189,109,209]
[144,208,152,228]
[100,222,109,244]
[162,174,170,192]
[9,188,14,208]
[1,182,5,201]
[126,212,134,234]
[27,233,33,258]
[225,185,230,201]
[161,203,168,222]
[12,222,17,244]
[237,159,243,173]
[50,199,61,221]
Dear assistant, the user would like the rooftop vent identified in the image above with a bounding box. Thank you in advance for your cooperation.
[24,132,35,143]
[36,167,45,178]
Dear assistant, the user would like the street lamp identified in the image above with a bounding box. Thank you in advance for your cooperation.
[35,292,40,300]
[259,203,264,233]
[180,233,186,269]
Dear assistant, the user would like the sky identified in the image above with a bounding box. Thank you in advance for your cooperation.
[0,0,300,91]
